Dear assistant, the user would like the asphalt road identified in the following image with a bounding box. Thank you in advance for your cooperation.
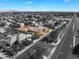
[56,19,74,59]
[51,15,78,59]
[74,18,79,46]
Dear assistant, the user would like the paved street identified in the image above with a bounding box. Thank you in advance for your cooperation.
[51,15,79,59]
[74,18,79,46]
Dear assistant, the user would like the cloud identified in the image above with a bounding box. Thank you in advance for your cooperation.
[25,1,33,4]
[64,0,71,2]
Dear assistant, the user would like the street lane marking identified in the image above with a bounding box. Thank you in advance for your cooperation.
[73,23,75,31]
[73,36,76,47]
[73,22,76,47]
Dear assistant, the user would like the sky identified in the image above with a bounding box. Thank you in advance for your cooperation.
[0,0,79,11]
